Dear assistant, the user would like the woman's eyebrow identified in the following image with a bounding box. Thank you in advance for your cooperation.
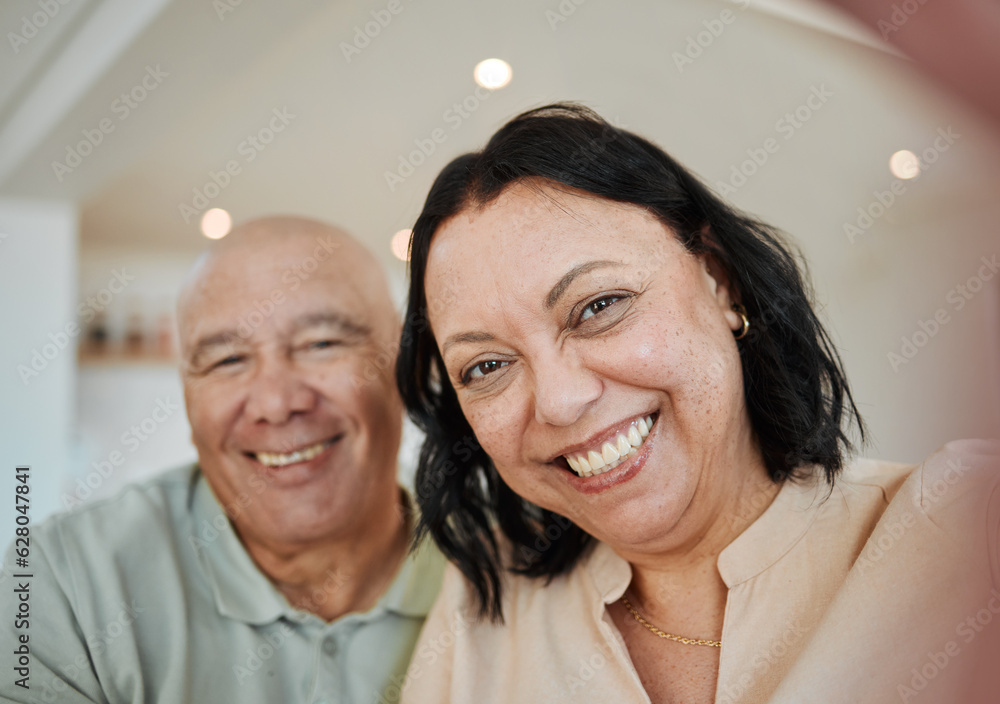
[545,260,625,309]
[442,331,496,357]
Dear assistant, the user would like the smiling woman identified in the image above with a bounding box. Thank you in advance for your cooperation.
[395,105,1000,704]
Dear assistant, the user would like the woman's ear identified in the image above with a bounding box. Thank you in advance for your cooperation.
[698,251,743,334]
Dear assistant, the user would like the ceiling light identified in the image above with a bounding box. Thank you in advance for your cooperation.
[889,150,921,180]
[200,208,232,239]
[474,58,512,90]
[391,229,412,261]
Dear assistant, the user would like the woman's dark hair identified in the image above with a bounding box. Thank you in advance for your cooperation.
[396,103,864,621]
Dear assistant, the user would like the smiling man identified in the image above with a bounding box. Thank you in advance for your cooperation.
[0,216,443,704]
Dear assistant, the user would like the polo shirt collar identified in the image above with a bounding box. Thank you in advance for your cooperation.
[373,528,444,618]
[190,468,289,625]
[189,471,444,625]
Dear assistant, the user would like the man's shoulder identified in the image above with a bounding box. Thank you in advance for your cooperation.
[35,463,200,559]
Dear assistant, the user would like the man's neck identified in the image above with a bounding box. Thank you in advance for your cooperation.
[241,492,410,622]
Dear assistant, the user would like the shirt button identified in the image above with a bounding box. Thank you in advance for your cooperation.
[322,638,336,656]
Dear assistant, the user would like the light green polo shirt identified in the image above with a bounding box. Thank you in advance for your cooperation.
[0,464,444,704]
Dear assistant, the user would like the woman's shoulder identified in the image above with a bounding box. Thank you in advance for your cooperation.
[839,439,1000,512]
[835,439,1000,584]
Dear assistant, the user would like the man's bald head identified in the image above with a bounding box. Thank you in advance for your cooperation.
[177,216,399,361]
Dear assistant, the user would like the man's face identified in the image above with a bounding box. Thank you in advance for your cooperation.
[179,235,403,547]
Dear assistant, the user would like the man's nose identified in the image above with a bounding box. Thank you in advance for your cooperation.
[244,357,317,425]
[531,349,602,427]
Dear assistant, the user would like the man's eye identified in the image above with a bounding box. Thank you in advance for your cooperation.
[463,360,509,383]
[301,339,343,352]
[580,296,622,322]
[211,354,244,369]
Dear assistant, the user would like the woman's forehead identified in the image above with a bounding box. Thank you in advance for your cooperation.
[430,184,670,268]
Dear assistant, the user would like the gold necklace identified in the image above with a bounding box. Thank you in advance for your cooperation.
[620,595,722,648]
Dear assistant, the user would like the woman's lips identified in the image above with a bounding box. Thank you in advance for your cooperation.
[556,414,659,495]
[563,415,655,477]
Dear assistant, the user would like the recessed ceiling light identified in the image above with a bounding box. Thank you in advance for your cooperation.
[391,229,412,261]
[474,58,512,90]
[889,150,921,180]
[200,208,232,239]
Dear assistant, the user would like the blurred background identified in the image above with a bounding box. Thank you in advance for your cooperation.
[1,0,999,550]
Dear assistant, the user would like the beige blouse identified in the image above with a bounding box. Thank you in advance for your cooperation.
[399,440,1000,704]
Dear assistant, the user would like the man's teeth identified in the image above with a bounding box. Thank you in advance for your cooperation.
[564,416,654,478]
[256,440,328,468]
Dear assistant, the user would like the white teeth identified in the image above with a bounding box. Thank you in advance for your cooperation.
[563,415,655,478]
[587,450,606,471]
[627,425,642,447]
[602,442,619,464]
[256,440,328,468]
[616,435,632,457]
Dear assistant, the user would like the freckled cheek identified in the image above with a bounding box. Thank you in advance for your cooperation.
[462,403,522,469]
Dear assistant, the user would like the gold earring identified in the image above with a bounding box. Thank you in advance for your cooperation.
[732,304,749,340]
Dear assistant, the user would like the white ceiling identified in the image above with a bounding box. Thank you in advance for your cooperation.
[2,0,999,278]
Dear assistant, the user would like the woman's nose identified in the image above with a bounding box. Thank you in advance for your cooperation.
[531,350,602,427]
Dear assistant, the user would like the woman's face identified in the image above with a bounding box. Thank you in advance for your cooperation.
[425,182,758,555]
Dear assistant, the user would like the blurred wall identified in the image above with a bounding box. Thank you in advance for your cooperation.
[0,198,77,549]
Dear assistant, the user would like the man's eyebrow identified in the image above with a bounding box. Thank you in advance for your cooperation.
[545,260,625,309]
[187,331,242,367]
[442,331,496,357]
[293,312,371,338]
[187,313,371,364]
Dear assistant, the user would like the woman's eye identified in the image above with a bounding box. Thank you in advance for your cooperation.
[464,360,509,383]
[580,296,622,322]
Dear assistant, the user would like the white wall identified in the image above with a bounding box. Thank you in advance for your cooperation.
[0,197,77,551]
